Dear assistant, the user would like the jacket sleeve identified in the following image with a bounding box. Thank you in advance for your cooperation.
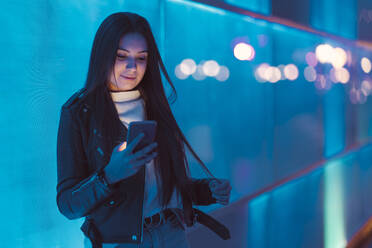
[190,177,217,206]
[56,107,113,220]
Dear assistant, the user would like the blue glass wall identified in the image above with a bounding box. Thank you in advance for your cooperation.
[224,0,271,15]
[310,0,357,39]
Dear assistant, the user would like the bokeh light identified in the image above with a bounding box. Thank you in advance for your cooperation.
[361,57,371,74]
[361,80,372,96]
[315,74,326,89]
[331,47,347,69]
[304,66,317,82]
[315,74,332,90]
[175,64,188,79]
[306,52,318,67]
[233,42,255,61]
[356,90,367,104]
[202,60,220,77]
[180,58,197,75]
[215,65,230,82]
[191,64,207,81]
[350,88,367,104]
[265,66,281,83]
[316,44,334,64]
[334,68,350,84]
[315,44,347,69]
[284,64,299,81]
[255,63,270,83]
[329,68,338,83]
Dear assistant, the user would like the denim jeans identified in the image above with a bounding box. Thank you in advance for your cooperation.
[84,208,190,248]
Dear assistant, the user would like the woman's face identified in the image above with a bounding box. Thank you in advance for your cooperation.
[108,32,148,91]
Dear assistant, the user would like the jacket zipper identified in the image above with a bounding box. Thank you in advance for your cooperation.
[140,165,146,243]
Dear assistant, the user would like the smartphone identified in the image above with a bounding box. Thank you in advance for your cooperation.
[126,120,157,153]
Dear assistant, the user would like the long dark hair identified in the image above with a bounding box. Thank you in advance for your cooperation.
[80,12,215,208]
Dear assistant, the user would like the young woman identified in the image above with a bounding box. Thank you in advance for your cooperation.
[56,12,232,248]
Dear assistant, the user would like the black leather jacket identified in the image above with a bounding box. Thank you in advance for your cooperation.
[56,88,230,247]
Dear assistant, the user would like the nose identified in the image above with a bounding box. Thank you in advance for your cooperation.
[126,58,137,69]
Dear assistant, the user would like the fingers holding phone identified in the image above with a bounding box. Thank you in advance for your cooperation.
[131,137,157,157]
[104,121,158,184]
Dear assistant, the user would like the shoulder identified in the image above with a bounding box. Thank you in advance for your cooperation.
[59,88,91,130]
[61,88,88,110]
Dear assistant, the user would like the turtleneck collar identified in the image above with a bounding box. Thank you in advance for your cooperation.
[110,90,141,102]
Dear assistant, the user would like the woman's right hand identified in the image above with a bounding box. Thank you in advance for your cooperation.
[103,133,158,184]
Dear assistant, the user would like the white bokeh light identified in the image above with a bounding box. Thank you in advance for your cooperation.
[361,57,372,74]
[175,64,188,79]
[284,64,299,81]
[316,44,334,64]
[202,60,220,77]
[180,59,197,75]
[334,68,350,84]
[331,47,347,69]
[215,65,230,82]
[255,63,270,83]
[315,44,347,69]
[233,42,255,61]
[265,66,281,83]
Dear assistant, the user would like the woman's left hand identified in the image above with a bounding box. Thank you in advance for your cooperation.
[209,179,232,205]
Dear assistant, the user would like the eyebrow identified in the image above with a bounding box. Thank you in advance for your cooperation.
[117,48,148,53]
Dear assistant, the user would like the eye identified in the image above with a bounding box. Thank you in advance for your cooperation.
[117,55,147,61]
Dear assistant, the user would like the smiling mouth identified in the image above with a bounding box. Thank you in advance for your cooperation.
[122,76,136,80]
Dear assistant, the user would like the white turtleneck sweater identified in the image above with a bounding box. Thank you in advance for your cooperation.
[110,90,182,218]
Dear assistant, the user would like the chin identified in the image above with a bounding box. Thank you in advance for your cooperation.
[117,83,136,91]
